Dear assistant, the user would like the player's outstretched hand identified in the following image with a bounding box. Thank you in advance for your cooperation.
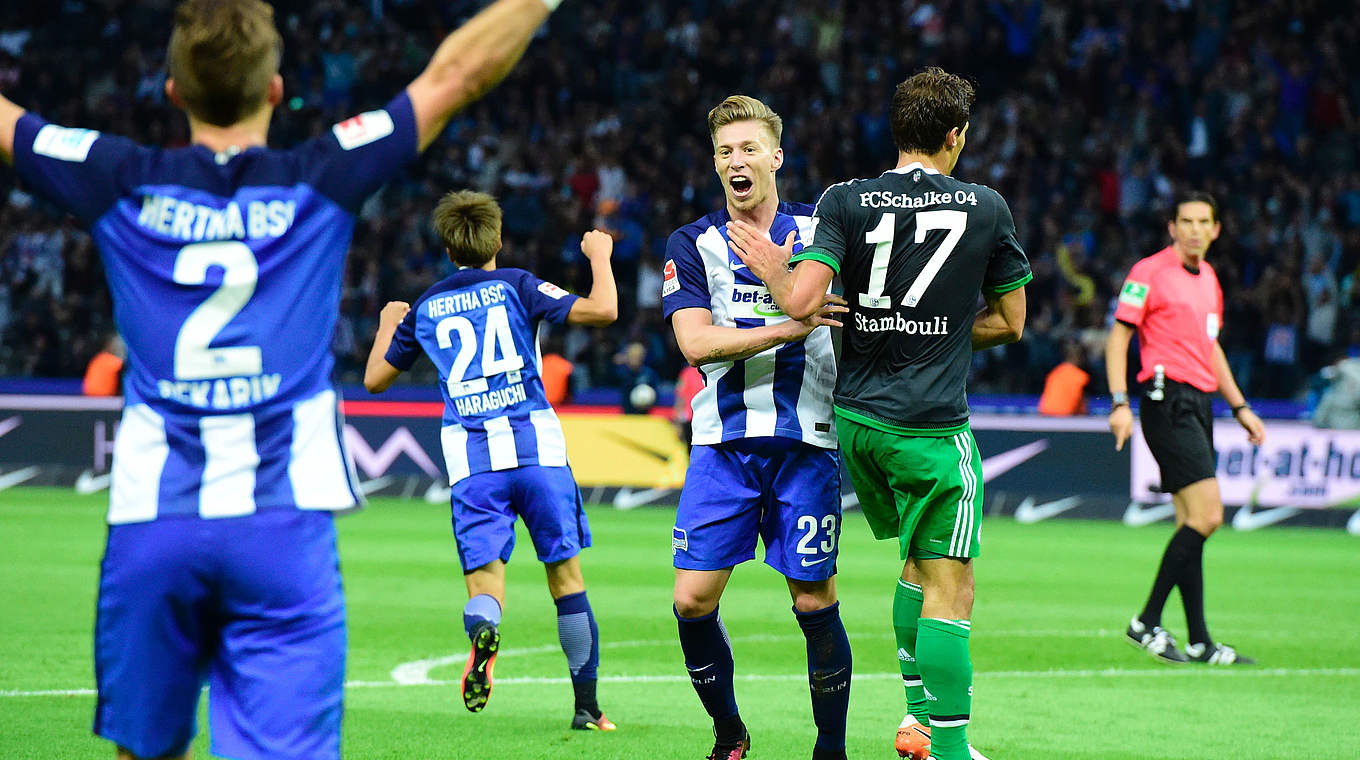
[1237,407,1266,446]
[725,220,794,283]
[581,229,614,262]
[1109,404,1133,451]
[380,301,411,328]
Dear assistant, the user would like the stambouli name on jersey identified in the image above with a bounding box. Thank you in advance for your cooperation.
[856,312,950,335]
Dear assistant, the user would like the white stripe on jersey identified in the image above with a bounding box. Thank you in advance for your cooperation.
[484,415,518,471]
[440,424,470,484]
[199,413,258,518]
[108,404,169,525]
[290,390,361,510]
[797,326,837,442]
[742,349,778,437]
[529,408,568,467]
[689,363,729,444]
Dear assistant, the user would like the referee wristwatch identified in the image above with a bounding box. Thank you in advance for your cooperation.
[1111,391,1129,408]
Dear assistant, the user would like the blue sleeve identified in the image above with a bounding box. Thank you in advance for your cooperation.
[12,114,141,225]
[661,229,712,320]
[300,91,419,213]
[513,270,579,325]
[384,306,422,371]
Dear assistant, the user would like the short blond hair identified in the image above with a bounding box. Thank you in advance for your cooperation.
[707,95,783,147]
[432,190,503,268]
[168,0,282,127]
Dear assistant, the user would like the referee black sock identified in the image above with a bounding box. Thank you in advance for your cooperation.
[1178,529,1211,646]
[1139,525,1201,628]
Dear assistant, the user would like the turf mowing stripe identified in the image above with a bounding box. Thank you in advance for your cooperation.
[6,667,1358,698]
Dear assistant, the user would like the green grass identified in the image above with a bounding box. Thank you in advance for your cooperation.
[1,488,1358,759]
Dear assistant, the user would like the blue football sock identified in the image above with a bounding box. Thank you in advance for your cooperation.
[463,593,502,639]
[556,590,601,713]
[795,602,852,751]
[676,605,739,725]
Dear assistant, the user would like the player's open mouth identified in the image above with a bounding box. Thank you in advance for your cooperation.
[729,176,753,197]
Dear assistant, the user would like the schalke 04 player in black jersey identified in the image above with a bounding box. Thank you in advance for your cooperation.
[729,68,1030,760]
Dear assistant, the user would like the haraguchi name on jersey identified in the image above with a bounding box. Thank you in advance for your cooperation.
[137,195,297,242]
[158,373,283,409]
[855,312,950,335]
[858,190,979,209]
[453,382,528,417]
[427,283,508,317]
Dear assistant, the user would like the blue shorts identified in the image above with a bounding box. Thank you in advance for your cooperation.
[673,439,841,581]
[94,510,344,760]
[450,465,591,571]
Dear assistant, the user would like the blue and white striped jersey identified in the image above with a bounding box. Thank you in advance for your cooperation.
[385,268,579,483]
[12,94,419,524]
[661,203,837,449]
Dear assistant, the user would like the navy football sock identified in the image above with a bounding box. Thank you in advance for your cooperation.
[676,605,740,731]
[463,593,501,638]
[795,602,852,751]
[555,591,601,713]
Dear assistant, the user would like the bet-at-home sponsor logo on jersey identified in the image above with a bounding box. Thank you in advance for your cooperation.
[729,284,784,319]
[1119,280,1149,308]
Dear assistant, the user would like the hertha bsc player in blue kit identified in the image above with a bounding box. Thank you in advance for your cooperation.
[366,192,619,731]
[731,69,1029,760]
[662,95,851,760]
[0,0,561,757]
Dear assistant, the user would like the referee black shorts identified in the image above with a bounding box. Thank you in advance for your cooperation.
[1139,380,1216,495]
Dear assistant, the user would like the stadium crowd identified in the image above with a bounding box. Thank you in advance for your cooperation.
[0,0,1356,402]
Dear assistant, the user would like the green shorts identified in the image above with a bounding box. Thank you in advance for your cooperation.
[838,415,983,560]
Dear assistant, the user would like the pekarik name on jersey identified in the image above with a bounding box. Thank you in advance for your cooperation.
[855,312,950,335]
[858,189,979,209]
[136,195,297,242]
[159,374,284,410]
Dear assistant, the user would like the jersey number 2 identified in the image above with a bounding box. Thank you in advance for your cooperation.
[173,241,262,380]
[859,210,967,309]
[436,305,525,398]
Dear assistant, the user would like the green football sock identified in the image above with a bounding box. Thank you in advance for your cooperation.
[917,618,973,760]
[892,579,930,723]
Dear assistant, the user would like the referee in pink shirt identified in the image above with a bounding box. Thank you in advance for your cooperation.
[1105,192,1266,666]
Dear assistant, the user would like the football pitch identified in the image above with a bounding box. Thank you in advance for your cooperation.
[1,489,1357,759]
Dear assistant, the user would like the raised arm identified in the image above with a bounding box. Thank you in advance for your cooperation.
[364,301,410,393]
[566,229,619,326]
[0,94,25,166]
[405,0,558,152]
[972,287,1026,349]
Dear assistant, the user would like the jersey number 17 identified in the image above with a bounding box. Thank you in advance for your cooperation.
[858,210,967,309]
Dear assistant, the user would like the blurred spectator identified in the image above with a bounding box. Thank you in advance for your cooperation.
[672,364,704,445]
[1037,340,1090,416]
[614,340,659,414]
[540,335,575,408]
[82,332,123,396]
[1313,352,1360,429]
[0,1,1355,403]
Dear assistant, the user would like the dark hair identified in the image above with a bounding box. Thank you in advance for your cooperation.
[1170,191,1218,222]
[890,67,975,154]
[168,0,282,127]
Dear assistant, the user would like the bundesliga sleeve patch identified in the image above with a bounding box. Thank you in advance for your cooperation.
[537,281,570,300]
[1119,280,1149,308]
[661,259,680,297]
[332,110,395,150]
[33,125,99,162]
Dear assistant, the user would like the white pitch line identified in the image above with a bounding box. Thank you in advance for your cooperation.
[8,667,1358,699]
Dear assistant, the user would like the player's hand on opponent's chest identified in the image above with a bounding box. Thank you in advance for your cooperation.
[725,220,794,283]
